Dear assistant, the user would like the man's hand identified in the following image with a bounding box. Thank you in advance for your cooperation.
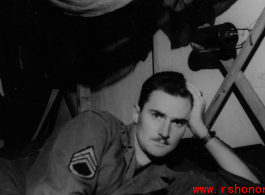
[186,84,260,184]
[186,83,208,138]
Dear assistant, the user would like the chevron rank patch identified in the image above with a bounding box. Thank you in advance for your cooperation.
[69,146,97,179]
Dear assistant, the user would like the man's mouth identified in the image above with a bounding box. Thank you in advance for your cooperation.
[153,138,169,145]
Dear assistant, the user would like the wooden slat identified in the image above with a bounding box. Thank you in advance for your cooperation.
[63,91,78,118]
[222,60,265,142]
[0,78,4,96]
[31,89,60,140]
[77,84,91,113]
[205,7,265,126]
[153,30,172,73]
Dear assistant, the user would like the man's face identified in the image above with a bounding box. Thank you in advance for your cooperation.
[134,90,192,161]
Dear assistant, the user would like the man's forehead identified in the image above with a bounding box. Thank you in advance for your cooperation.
[147,90,192,105]
[144,90,192,118]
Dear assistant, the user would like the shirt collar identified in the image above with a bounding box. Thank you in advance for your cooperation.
[120,123,134,149]
[119,124,177,194]
[120,123,136,183]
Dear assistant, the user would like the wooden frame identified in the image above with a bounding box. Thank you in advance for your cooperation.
[31,85,91,141]
[204,7,265,144]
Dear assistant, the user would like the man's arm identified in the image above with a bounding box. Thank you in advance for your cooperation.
[186,83,260,184]
[27,111,109,195]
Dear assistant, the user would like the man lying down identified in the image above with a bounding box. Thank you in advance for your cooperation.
[0,71,264,195]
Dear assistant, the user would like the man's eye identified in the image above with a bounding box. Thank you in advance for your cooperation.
[152,113,162,119]
[172,121,185,127]
[174,122,182,127]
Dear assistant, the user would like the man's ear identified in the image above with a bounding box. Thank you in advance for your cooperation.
[133,104,140,124]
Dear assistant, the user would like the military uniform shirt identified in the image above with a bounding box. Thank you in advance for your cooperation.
[26,109,265,195]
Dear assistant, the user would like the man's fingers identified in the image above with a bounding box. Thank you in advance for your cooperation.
[186,83,203,99]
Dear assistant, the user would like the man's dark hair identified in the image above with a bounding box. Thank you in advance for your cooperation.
[138,71,192,110]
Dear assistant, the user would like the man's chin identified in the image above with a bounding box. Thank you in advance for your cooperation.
[146,149,171,160]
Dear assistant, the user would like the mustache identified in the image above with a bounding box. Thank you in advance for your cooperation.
[152,137,170,145]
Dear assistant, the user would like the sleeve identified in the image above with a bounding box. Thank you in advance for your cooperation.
[26,110,114,195]
[214,164,265,194]
[167,163,265,195]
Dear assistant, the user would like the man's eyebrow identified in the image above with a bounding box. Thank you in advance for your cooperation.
[149,110,188,123]
[149,110,165,116]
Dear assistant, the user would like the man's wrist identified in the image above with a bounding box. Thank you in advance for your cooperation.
[200,133,214,145]
[193,125,209,138]
[199,128,216,145]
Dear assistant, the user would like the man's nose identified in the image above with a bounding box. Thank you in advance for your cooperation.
[158,121,170,139]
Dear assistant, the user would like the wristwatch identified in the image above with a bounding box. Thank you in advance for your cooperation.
[200,129,216,145]
[200,133,214,145]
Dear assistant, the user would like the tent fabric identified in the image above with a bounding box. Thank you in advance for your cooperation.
[48,0,133,17]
